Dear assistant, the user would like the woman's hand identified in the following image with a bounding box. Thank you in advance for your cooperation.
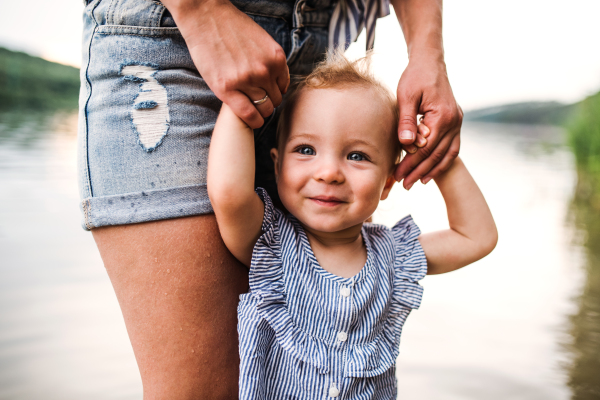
[389,0,463,190]
[163,0,290,129]
[395,53,462,189]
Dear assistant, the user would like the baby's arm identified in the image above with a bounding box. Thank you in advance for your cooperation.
[207,104,265,266]
[418,157,498,274]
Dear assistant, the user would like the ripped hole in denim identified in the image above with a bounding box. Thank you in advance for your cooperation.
[121,62,170,152]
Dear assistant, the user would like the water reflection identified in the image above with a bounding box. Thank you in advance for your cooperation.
[565,178,600,399]
[0,109,140,400]
[0,110,77,146]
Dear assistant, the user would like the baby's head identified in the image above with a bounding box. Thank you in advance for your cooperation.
[271,52,400,233]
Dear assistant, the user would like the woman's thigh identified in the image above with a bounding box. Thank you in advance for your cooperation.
[93,214,248,399]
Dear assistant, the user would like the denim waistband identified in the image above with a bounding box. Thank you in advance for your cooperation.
[84,0,333,27]
[231,0,332,27]
[230,0,295,20]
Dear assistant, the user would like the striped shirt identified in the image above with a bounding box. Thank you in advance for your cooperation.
[329,0,391,50]
[238,189,427,400]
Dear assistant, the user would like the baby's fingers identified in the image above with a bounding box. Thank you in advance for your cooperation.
[415,123,430,148]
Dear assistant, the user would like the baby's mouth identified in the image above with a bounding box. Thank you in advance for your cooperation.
[309,196,346,207]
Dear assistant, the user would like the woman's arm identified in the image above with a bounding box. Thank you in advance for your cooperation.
[207,104,265,266]
[161,0,289,129]
[418,157,498,274]
[389,0,463,190]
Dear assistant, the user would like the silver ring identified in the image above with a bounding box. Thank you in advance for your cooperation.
[252,94,269,105]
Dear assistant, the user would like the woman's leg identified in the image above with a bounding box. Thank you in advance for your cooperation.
[92,214,248,400]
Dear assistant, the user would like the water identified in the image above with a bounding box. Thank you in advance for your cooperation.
[0,110,597,399]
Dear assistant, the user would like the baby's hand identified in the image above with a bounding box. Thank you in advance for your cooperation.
[218,103,253,130]
[403,118,430,154]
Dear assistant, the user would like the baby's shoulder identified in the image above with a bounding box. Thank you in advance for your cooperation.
[364,216,426,275]
[363,215,421,247]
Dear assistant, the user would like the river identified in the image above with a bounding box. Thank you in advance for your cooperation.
[0,110,597,399]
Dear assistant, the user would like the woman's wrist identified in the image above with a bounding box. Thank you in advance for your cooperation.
[162,0,232,44]
[162,0,228,18]
[407,46,445,66]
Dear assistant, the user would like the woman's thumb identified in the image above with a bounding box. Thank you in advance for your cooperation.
[398,97,420,145]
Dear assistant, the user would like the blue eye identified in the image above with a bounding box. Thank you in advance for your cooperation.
[298,146,315,155]
[348,152,366,161]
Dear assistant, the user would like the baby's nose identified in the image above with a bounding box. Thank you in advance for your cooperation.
[314,158,344,184]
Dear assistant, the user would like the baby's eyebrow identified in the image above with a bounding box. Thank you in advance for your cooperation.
[287,132,318,141]
[347,138,380,155]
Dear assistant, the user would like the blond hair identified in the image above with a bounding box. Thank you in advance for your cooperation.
[276,50,400,160]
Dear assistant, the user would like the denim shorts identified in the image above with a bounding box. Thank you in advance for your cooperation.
[78,0,332,230]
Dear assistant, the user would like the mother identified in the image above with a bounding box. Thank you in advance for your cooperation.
[78,0,461,397]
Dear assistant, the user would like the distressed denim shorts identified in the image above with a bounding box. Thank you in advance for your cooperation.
[78,0,332,230]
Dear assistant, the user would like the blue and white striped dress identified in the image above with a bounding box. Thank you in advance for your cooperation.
[238,189,427,400]
[329,0,391,50]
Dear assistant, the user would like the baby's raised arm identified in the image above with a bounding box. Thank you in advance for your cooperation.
[207,104,265,266]
[418,157,498,274]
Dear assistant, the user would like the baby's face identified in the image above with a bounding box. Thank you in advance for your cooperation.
[271,86,398,233]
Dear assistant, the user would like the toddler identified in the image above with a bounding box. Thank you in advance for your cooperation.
[207,53,497,400]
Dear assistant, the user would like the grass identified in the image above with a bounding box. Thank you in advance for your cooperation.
[568,91,600,208]
[0,47,80,110]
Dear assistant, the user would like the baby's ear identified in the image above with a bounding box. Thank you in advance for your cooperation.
[270,148,280,181]
[380,175,396,201]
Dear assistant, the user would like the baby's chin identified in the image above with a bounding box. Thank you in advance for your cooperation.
[296,215,365,236]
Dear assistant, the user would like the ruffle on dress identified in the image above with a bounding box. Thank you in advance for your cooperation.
[390,215,427,310]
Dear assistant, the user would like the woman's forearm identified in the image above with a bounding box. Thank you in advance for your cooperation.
[389,0,444,61]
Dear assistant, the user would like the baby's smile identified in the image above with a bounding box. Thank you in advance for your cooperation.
[308,195,346,207]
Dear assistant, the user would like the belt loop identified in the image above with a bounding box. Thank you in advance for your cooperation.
[293,0,305,28]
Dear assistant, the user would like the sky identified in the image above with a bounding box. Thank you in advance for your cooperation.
[1,0,599,110]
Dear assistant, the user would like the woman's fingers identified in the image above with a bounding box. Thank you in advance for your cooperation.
[398,126,458,189]
[275,59,290,95]
[263,78,283,109]
[245,87,275,120]
[226,91,264,129]
[404,144,418,154]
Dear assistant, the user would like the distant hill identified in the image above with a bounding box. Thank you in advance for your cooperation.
[0,47,80,109]
[464,101,578,125]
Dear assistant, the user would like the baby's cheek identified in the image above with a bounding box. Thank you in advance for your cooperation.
[356,180,384,212]
[277,174,304,213]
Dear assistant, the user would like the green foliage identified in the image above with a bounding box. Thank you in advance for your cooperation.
[0,47,80,110]
[569,92,600,176]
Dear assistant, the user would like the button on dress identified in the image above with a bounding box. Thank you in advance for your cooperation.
[238,189,428,400]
